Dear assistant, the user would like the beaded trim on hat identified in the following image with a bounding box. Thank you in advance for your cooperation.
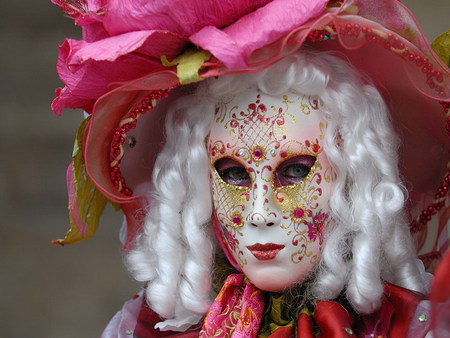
[409,102,450,235]
[109,89,171,196]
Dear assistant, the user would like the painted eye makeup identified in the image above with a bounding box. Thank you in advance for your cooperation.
[274,155,316,188]
[214,158,251,187]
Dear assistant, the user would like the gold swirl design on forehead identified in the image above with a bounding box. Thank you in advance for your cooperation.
[214,96,236,125]
[324,165,337,184]
[281,93,321,117]
[319,121,325,140]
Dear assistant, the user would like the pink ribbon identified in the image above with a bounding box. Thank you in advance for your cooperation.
[200,274,265,337]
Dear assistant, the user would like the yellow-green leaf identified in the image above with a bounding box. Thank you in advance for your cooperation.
[431,30,450,67]
[53,117,110,245]
[161,49,211,84]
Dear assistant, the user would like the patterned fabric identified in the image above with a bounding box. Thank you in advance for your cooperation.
[200,274,264,337]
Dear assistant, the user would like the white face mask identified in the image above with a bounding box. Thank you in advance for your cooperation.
[208,88,335,292]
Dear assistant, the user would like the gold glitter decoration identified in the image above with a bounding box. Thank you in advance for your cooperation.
[211,169,249,212]
[273,162,318,214]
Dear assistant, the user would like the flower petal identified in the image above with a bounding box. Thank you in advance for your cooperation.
[67,31,186,64]
[190,0,328,68]
[103,0,271,36]
[54,39,166,113]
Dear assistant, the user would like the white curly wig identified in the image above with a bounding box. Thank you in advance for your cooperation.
[126,50,428,330]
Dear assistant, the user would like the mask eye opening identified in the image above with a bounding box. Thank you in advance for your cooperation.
[214,157,251,188]
[273,155,317,188]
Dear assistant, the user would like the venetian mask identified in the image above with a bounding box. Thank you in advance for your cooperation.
[208,88,335,292]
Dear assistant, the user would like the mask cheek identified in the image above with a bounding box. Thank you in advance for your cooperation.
[210,170,250,257]
[274,165,329,239]
[274,185,311,227]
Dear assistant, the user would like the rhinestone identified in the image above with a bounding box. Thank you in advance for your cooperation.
[418,313,427,322]
[294,208,304,219]
[253,148,263,159]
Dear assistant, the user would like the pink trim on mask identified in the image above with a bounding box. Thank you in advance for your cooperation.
[212,213,242,272]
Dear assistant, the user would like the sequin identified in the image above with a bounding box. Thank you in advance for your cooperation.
[418,313,427,322]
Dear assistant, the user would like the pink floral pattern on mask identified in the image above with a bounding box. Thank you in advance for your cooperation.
[307,211,328,245]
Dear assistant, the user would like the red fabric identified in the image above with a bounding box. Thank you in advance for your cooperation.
[384,283,423,337]
[430,250,450,333]
[267,326,292,337]
[297,313,314,338]
[315,301,354,337]
[356,297,394,337]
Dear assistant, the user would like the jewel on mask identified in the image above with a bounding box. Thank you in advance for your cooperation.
[237,148,246,157]
[231,212,244,229]
[251,145,266,162]
[269,148,277,157]
[292,207,306,222]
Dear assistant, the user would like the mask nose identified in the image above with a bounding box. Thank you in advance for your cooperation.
[247,182,281,228]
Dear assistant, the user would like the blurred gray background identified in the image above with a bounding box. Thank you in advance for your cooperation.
[0,1,448,337]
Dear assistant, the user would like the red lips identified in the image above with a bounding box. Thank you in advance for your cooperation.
[247,243,285,260]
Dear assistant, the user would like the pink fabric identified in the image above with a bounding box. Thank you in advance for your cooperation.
[200,274,264,338]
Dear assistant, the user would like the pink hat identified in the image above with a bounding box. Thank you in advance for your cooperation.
[51,0,449,251]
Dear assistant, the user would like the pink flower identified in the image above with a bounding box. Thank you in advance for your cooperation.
[307,211,327,244]
[51,0,328,114]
